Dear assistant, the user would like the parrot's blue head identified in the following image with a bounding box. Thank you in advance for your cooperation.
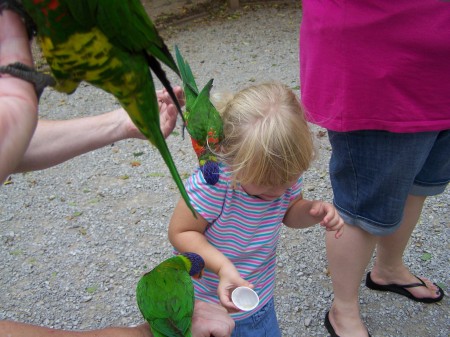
[201,161,220,185]
[182,252,205,279]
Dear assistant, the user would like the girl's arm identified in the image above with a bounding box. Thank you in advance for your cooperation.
[283,197,344,238]
[168,198,251,311]
[168,198,233,276]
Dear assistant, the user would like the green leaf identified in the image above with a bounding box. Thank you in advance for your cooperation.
[86,285,98,294]
[421,252,432,261]
[133,151,144,157]
[436,282,446,290]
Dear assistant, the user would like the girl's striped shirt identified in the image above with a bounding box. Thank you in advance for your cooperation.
[184,163,302,320]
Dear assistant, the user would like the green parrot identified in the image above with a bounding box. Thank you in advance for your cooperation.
[174,46,224,185]
[136,252,205,337]
[0,0,195,215]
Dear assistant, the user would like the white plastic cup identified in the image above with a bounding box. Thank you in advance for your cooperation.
[231,286,260,311]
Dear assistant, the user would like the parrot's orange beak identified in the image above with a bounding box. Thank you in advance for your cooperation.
[192,270,203,279]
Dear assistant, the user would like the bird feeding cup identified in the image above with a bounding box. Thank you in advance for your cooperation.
[231,286,260,311]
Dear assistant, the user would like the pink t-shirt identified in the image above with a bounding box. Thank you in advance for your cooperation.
[300,0,450,133]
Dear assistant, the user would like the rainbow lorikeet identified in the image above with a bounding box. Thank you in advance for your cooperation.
[136,252,205,337]
[0,0,195,215]
[174,46,224,185]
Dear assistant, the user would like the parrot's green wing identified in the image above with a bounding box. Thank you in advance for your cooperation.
[175,46,224,185]
[175,45,198,113]
[136,257,195,337]
[64,0,181,113]
[11,0,195,216]
[66,0,193,214]
[66,0,179,74]
[188,79,214,140]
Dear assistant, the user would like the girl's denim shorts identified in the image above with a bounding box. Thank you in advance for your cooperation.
[328,129,450,236]
[232,298,280,337]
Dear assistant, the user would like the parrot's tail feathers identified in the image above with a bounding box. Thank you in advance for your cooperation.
[194,79,214,110]
[186,82,198,96]
[201,79,214,96]
[152,129,197,218]
[147,55,185,123]
[174,45,199,94]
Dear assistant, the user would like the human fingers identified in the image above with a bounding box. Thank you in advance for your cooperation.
[161,86,185,107]
[159,100,177,138]
[191,301,235,337]
[218,286,240,313]
[324,216,344,239]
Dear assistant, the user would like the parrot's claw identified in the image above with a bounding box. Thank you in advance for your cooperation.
[0,62,56,99]
[181,122,187,140]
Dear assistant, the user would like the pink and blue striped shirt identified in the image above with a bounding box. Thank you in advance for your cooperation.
[184,163,302,320]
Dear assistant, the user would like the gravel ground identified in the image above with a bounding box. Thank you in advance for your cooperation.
[0,2,449,336]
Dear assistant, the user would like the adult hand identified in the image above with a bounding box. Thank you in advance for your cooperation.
[120,86,185,139]
[191,300,235,337]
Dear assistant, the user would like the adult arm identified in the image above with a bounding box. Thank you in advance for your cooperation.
[0,10,38,183]
[0,300,234,337]
[14,87,183,172]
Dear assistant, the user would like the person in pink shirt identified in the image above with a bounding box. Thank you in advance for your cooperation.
[300,1,450,336]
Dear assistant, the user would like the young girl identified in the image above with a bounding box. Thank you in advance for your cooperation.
[168,82,344,336]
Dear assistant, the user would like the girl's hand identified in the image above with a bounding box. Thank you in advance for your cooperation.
[217,265,253,313]
[310,201,344,239]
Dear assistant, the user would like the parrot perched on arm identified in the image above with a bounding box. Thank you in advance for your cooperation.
[136,252,205,337]
[174,46,224,185]
[0,0,195,216]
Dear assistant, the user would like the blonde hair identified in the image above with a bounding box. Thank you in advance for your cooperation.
[212,82,314,187]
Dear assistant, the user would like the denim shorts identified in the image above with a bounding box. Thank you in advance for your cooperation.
[232,298,281,337]
[328,130,450,236]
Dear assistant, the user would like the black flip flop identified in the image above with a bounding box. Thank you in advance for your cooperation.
[324,311,339,337]
[324,311,372,337]
[365,272,445,303]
